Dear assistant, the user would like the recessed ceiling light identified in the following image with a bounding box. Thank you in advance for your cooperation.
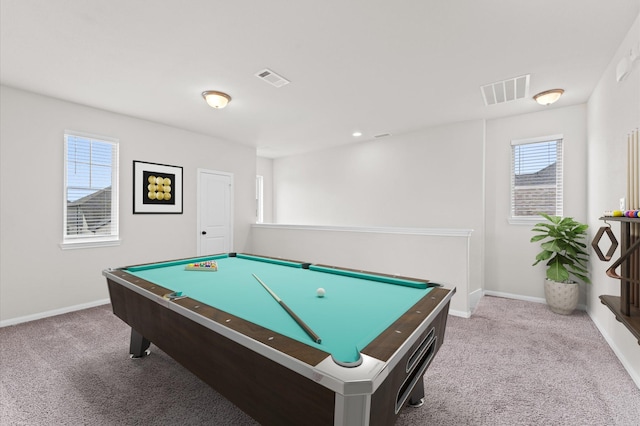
[352,131,362,137]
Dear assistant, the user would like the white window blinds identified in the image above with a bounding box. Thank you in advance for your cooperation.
[510,136,563,219]
[63,132,119,246]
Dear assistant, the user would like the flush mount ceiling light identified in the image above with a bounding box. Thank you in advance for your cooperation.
[202,91,231,109]
[533,89,564,106]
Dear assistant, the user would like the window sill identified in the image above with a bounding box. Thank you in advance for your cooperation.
[59,238,121,250]
[507,216,544,226]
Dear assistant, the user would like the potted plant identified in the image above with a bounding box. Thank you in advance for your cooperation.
[531,213,590,314]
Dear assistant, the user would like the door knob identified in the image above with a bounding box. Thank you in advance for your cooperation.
[201,231,207,235]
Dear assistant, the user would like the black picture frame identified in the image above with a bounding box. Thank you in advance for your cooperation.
[133,160,183,214]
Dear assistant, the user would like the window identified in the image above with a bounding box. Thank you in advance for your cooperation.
[256,175,264,223]
[510,135,563,223]
[62,132,119,248]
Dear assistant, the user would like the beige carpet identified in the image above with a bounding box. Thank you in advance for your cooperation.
[1,296,638,425]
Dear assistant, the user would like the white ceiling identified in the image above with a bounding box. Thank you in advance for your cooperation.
[1,1,638,158]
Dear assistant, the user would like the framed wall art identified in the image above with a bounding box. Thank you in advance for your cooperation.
[133,160,183,214]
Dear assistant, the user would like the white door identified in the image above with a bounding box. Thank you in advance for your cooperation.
[197,169,233,255]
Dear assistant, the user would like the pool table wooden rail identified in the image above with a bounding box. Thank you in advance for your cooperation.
[312,263,436,287]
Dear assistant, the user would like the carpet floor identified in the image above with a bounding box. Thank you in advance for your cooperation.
[1,296,638,425]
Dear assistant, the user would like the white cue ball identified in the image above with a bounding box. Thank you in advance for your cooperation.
[316,287,325,298]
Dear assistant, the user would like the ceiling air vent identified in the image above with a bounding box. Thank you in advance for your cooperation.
[255,68,290,88]
[374,133,392,138]
[481,75,530,106]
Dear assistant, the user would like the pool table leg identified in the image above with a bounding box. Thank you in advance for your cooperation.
[408,379,425,407]
[129,328,151,358]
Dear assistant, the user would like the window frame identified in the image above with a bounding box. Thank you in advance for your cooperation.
[61,130,120,249]
[508,134,563,225]
[256,175,264,224]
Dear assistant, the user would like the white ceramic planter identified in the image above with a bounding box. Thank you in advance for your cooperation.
[544,279,579,315]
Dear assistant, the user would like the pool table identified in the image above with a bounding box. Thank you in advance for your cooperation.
[103,253,454,426]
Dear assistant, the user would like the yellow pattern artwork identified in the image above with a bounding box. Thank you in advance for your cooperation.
[147,175,172,201]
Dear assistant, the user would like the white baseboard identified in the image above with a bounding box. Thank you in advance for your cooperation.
[0,298,111,328]
[588,310,640,389]
[449,308,471,318]
[482,290,587,311]
[483,290,546,304]
[449,291,543,319]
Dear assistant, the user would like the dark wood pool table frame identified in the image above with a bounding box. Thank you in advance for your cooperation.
[104,254,455,426]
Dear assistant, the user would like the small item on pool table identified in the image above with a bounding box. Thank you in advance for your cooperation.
[163,291,185,301]
[316,287,325,298]
[185,260,218,271]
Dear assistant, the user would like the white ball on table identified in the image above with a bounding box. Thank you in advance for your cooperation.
[316,287,325,298]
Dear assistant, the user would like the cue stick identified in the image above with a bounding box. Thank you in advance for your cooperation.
[252,274,322,344]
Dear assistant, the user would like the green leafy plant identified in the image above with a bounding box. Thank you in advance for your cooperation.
[531,213,590,284]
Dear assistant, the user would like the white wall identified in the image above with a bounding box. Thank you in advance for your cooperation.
[270,120,485,312]
[273,120,484,230]
[586,14,640,386]
[0,86,257,323]
[485,105,588,301]
[248,225,471,316]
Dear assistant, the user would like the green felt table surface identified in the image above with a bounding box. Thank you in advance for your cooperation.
[125,254,433,363]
